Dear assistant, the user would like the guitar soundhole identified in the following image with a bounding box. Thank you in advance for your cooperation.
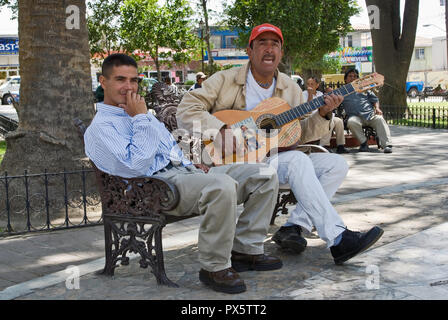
[259,118,278,138]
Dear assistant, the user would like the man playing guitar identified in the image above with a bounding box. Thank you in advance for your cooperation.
[177,23,384,266]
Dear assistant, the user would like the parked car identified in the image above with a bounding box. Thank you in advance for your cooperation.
[406,81,424,98]
[11,91,19,104]
[291,75,304,90]
[0,76,20,105]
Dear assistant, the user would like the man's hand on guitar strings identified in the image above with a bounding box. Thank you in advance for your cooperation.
[319,93,344,117]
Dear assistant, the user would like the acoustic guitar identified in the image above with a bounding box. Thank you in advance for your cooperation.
[205,73,384,165]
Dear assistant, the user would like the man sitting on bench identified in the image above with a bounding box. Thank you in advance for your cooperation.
[341,68,393,153]
[84,53,282,294]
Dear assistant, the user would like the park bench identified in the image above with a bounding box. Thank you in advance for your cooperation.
[75,83,328,287]
[418,87,448,102]
[75,117,195,288]
[333,105,380,149]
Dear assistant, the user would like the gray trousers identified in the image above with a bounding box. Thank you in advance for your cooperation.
[153,163,279,272]
[320,116,346,147]
[347,114,392,148]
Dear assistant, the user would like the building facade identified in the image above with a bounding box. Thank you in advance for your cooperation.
[329,25,448,89]
[203,27,248,68]
[0,34,19,81]
[407,36,448,88]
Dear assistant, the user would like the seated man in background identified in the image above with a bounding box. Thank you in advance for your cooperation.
[84,53,282,294]
[164,77,179,94]
[342,68,392,153]
[188,72,207,91]
[304,78,348,154]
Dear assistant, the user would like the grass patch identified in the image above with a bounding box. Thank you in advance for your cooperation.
[388,119,448,128]
[408,102,448,108]
[0,140,6,163]
[384,103,448,129]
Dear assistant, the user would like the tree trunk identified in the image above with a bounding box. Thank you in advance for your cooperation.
[366,0,419,111]
[201,0,214,74]
[1,0,95,225]
[153,51,161,81]
[279,55,293,76]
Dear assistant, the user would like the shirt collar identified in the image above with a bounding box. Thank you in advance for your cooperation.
[96,102,127,116]
[237,62,283,89]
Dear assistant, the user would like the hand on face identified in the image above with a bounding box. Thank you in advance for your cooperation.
[307,86,316,94]
[119,90,147,117]
[101,65,144,112]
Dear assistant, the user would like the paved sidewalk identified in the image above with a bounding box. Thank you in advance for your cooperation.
[1,125,448,300]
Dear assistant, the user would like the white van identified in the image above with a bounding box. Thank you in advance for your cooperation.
[291,74,303,84]
[0,76,20,105]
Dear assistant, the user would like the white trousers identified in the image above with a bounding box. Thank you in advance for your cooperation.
[267,151,349,247]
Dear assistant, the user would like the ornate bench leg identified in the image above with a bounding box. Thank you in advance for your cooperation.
[271,191,298,225]
[99,215,179,287]
[270,192,282,225]
[100,215,116,276]
[152,225,179,288]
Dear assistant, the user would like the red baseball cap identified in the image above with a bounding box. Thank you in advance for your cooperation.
[248,23,283,46]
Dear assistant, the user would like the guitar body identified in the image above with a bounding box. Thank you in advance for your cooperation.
[203,72,384,165]
[206,97,302,164]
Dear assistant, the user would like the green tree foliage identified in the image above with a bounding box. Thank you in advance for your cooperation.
[0,0,17,15]
[87,0,123,62]
[120,0,200,81]
[295,56,342,79]
[224,0,359,75]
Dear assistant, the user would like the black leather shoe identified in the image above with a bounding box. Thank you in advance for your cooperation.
[199,268,246,294]
[384,145,393,153]
[231,251,283,272]
[330,226,384,265]
[359,142,370,152]
[336,145,349,154]
[272,225,307,254]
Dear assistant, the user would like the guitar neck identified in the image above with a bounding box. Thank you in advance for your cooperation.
[274,83,356,126]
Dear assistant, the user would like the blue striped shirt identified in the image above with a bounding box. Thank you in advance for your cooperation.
[84,103,191,178]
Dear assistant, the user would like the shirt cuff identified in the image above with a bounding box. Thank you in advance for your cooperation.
[131,113,152,123]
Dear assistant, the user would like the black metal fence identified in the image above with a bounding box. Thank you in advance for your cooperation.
[381,105,448,129]
[323,81,448,130]
[0,168,102,237]
[0,115,18,135]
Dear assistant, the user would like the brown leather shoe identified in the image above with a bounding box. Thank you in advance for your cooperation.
[199,268,246,294]
[231,251,283,272]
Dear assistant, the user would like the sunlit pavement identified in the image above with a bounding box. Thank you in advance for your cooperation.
[1,125,448,300]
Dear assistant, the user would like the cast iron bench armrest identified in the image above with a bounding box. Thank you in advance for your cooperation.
[91,163,180,219]
[295,144,329,154]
